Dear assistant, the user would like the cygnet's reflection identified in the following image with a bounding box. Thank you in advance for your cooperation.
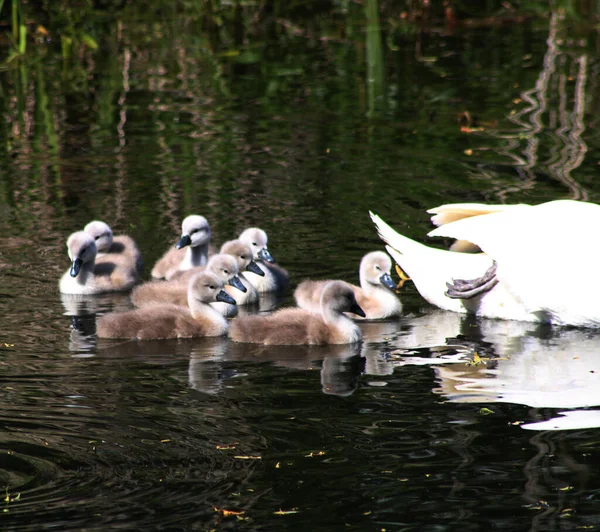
[62,292,135,355]
[188,337,233,395]
[188,340,364,397]
[389,309,600,430]
[60,292,133,317]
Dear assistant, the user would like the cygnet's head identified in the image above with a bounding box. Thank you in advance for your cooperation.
[188,271,236,306]
[238,227,275,263]
[220,239,265,276]
[177,215,211,250]
[206,254,246,293]
[66,231,97,277]
[320,281,366,317]
[361,251,395,289]
[84,220,113,252]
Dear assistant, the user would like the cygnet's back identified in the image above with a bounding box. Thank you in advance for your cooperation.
[97,271,235,340]
[59,231,138,295]
[84,220,143,273]
[238,227,289,292]
[151,215,212,280]
[295,251,401,320]
[132,254,244,317]
[229,281,365,345]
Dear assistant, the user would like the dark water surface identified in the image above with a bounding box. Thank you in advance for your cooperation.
[2,6,600,531]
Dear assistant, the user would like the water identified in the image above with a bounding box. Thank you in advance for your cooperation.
[2,5,600,530]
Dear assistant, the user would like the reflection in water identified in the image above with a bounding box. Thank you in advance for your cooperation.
[390,311,600,430]
[3,6,600,529]
[189,341,366,397]
[188,337,234,395]
[61,292,135,355]
[492,10,592,201]
[60,292,133,317]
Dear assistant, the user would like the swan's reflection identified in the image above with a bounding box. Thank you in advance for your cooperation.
[389,310,600,430]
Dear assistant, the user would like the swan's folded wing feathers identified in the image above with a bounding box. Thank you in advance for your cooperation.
[427,203,529,226]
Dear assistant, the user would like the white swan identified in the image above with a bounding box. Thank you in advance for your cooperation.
[370,200,600,327]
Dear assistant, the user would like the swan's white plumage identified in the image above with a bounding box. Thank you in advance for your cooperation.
[427,203,529,226]
[371,200,600,327]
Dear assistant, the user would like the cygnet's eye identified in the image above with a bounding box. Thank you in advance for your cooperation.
[223,269,229,275]
[94,236,100,241]
[252,242,258,246]
[241,254,247,259]
[209,285,215,290]
[375,265,380,270]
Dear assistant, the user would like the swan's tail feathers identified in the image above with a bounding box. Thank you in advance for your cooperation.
[427,203,528,227]
[369,211,427,260]
[370,210,492,313]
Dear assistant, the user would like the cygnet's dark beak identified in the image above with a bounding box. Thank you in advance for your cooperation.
[379,272,396,290]
[246,260,265,276]
[229,275,247,293]
[258,248,275,263]
[70,258,83,277]
[216,290,236,305]
[349,301,366,318]
[176,234,192,249]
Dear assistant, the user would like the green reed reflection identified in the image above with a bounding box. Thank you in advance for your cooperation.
[2,1,600,237]
[365,0,386,117]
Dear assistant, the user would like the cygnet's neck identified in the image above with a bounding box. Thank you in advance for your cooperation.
[244,261,276,291]
[321,303,361,342]
[183,243,209,269]
[359,268,379,292]
[74,257,96,286]
[187,291,222,321]
[362,277,387,295]
[321,303,348,326]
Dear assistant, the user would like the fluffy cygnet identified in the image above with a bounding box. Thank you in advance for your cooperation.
[294,251,402,320]
[238,227,289,292]
[84,220,143,273]
[59,231,138,295]
[219,239,265,305]
[229,281,365,345]
[151,215,211,280]
[132,253,245,317]
[97,271,236,340]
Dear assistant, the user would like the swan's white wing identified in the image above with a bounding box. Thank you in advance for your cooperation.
[427,203,530,226]
[428,200,600,326]
[370,211,537,320]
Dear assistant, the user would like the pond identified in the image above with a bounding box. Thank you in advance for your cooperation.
[1,3,600,530]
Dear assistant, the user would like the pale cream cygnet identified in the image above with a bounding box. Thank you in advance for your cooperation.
[59,231,138,295]
[295,251,402,320]
[238,227,289,292]
[151,215,211,280]
[84,220,143,273]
